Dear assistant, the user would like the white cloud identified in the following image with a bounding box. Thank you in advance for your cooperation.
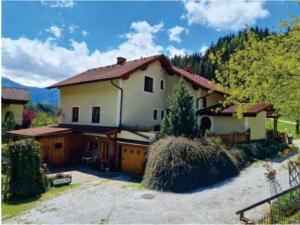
[167,46,187,57]
[46,25,62,38]
[200,45,208,55]
[2,21,164,87]
[82,30,89,37]
[183,0,269,31]
[168,26,185,43]
[41,0,74,8]
[68,25,76,34]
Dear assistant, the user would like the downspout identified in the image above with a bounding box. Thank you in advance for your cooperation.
[111,80,123,129]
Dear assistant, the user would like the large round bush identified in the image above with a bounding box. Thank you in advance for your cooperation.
[142,136,239,192]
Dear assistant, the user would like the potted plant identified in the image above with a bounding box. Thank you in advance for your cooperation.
[48,173,72,187]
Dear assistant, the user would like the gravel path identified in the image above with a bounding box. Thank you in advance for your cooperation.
[5,141,300,224]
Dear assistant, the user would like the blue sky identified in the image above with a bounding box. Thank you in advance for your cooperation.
[2,0,300,87]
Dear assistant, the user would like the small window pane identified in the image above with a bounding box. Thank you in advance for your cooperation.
[160,80,164,90]
[161,110,165,120]
[72,107,79,122]
[92,106,101,123]
[153,110,158,120]
[55,143,62,149]
[144,76,153,93]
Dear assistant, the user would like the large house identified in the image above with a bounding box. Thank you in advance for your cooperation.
[2,87,30,126]
[8,55,277,174]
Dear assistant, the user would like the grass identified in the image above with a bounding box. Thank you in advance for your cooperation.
[266,119,300,139]
[2,183,79,221]
[121,182,145,190]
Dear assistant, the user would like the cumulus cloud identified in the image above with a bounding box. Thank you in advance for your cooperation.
[183,0,269,31]
[41,0,74,8]
[82,30,89,37]
[46,25,62,38]
[2,21,164,87]
[200,45,208,55]
[168,26,185,43]
[167,45,187,57]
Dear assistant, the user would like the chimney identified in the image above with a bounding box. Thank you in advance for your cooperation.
[183,67,193,73]
[117,57,126,64]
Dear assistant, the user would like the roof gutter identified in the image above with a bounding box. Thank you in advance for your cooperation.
[111,80,123,128]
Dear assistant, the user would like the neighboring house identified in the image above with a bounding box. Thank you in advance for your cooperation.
[8,54,278,174]
[2,87,30,126]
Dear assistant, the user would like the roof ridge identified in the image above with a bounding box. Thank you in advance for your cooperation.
[2,86,29,91]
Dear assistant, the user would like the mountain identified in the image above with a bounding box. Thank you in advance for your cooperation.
[2,77,59,105]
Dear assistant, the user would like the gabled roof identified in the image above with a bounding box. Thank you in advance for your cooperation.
[47,54,225,93]
[198,103,274,117]
[2,87,30,104]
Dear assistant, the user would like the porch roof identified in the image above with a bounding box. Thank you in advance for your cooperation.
[198,103,277,117]
[7,126,72,137]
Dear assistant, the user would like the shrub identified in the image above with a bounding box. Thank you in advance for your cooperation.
[8,139,45,199]
[142,136,239,192]
[30,112,57,128]
[250,139,288,160]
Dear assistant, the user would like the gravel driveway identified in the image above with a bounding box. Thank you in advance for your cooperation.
[5,140,300,224]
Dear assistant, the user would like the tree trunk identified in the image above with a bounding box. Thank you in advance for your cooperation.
[296,120,300,135]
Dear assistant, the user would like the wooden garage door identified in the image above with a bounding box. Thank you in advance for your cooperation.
[121,144,147,174]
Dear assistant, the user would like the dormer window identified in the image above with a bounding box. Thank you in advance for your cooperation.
[144,76,154,93]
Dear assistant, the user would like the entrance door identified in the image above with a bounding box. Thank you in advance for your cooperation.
[121,144,147,174]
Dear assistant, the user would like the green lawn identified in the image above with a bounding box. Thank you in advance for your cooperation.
[2,184,79,221]
[266,119,300,139]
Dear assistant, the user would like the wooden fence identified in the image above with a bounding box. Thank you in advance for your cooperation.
[208,132,250,146]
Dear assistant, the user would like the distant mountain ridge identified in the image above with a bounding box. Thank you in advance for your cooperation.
[2,77,59,105]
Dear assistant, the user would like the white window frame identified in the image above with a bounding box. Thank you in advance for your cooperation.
[160,79,165,90]
[161,110,165,120]
[143,75,155,94]
[90,105,101,125]
[70,106,80,123]
[153,109,159,121]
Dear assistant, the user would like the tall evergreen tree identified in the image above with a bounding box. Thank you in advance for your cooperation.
[161,79,197,137]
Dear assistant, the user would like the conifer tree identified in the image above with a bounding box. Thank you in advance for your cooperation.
[161,79,197,137]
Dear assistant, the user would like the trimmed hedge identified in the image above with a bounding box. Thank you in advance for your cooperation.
[142,136,239,192]
[8,139,45,199]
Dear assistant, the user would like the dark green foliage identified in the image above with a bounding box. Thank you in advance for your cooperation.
[26,102,59,116]
[2,111,16,143]
[143,136,239,192]
[171,27,271,80]
[161,79,197,137]
[233,139,288,163]
[8,139,45,199]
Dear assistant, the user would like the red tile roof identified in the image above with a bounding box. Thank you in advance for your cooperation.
[7,126,71,137]
[198,103,273,117]
[2,87,30,103]
[48,54,225,93]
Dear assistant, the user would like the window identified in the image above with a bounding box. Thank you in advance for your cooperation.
[153,109,158,120]
[91,106,101,123]
[161,110,165,120]
[160,80,165,90]
[197,97,207,109]
[72,107,79,122]
[144,76,154,93]
[55,143,62,149]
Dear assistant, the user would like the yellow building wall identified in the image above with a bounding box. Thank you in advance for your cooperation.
[60,81,119,127]
[122,60,199,128]
[247,111,267,140]
[2,103,24,125]
[208,116,246,134]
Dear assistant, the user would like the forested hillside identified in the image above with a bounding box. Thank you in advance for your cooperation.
[171,27,271,80]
